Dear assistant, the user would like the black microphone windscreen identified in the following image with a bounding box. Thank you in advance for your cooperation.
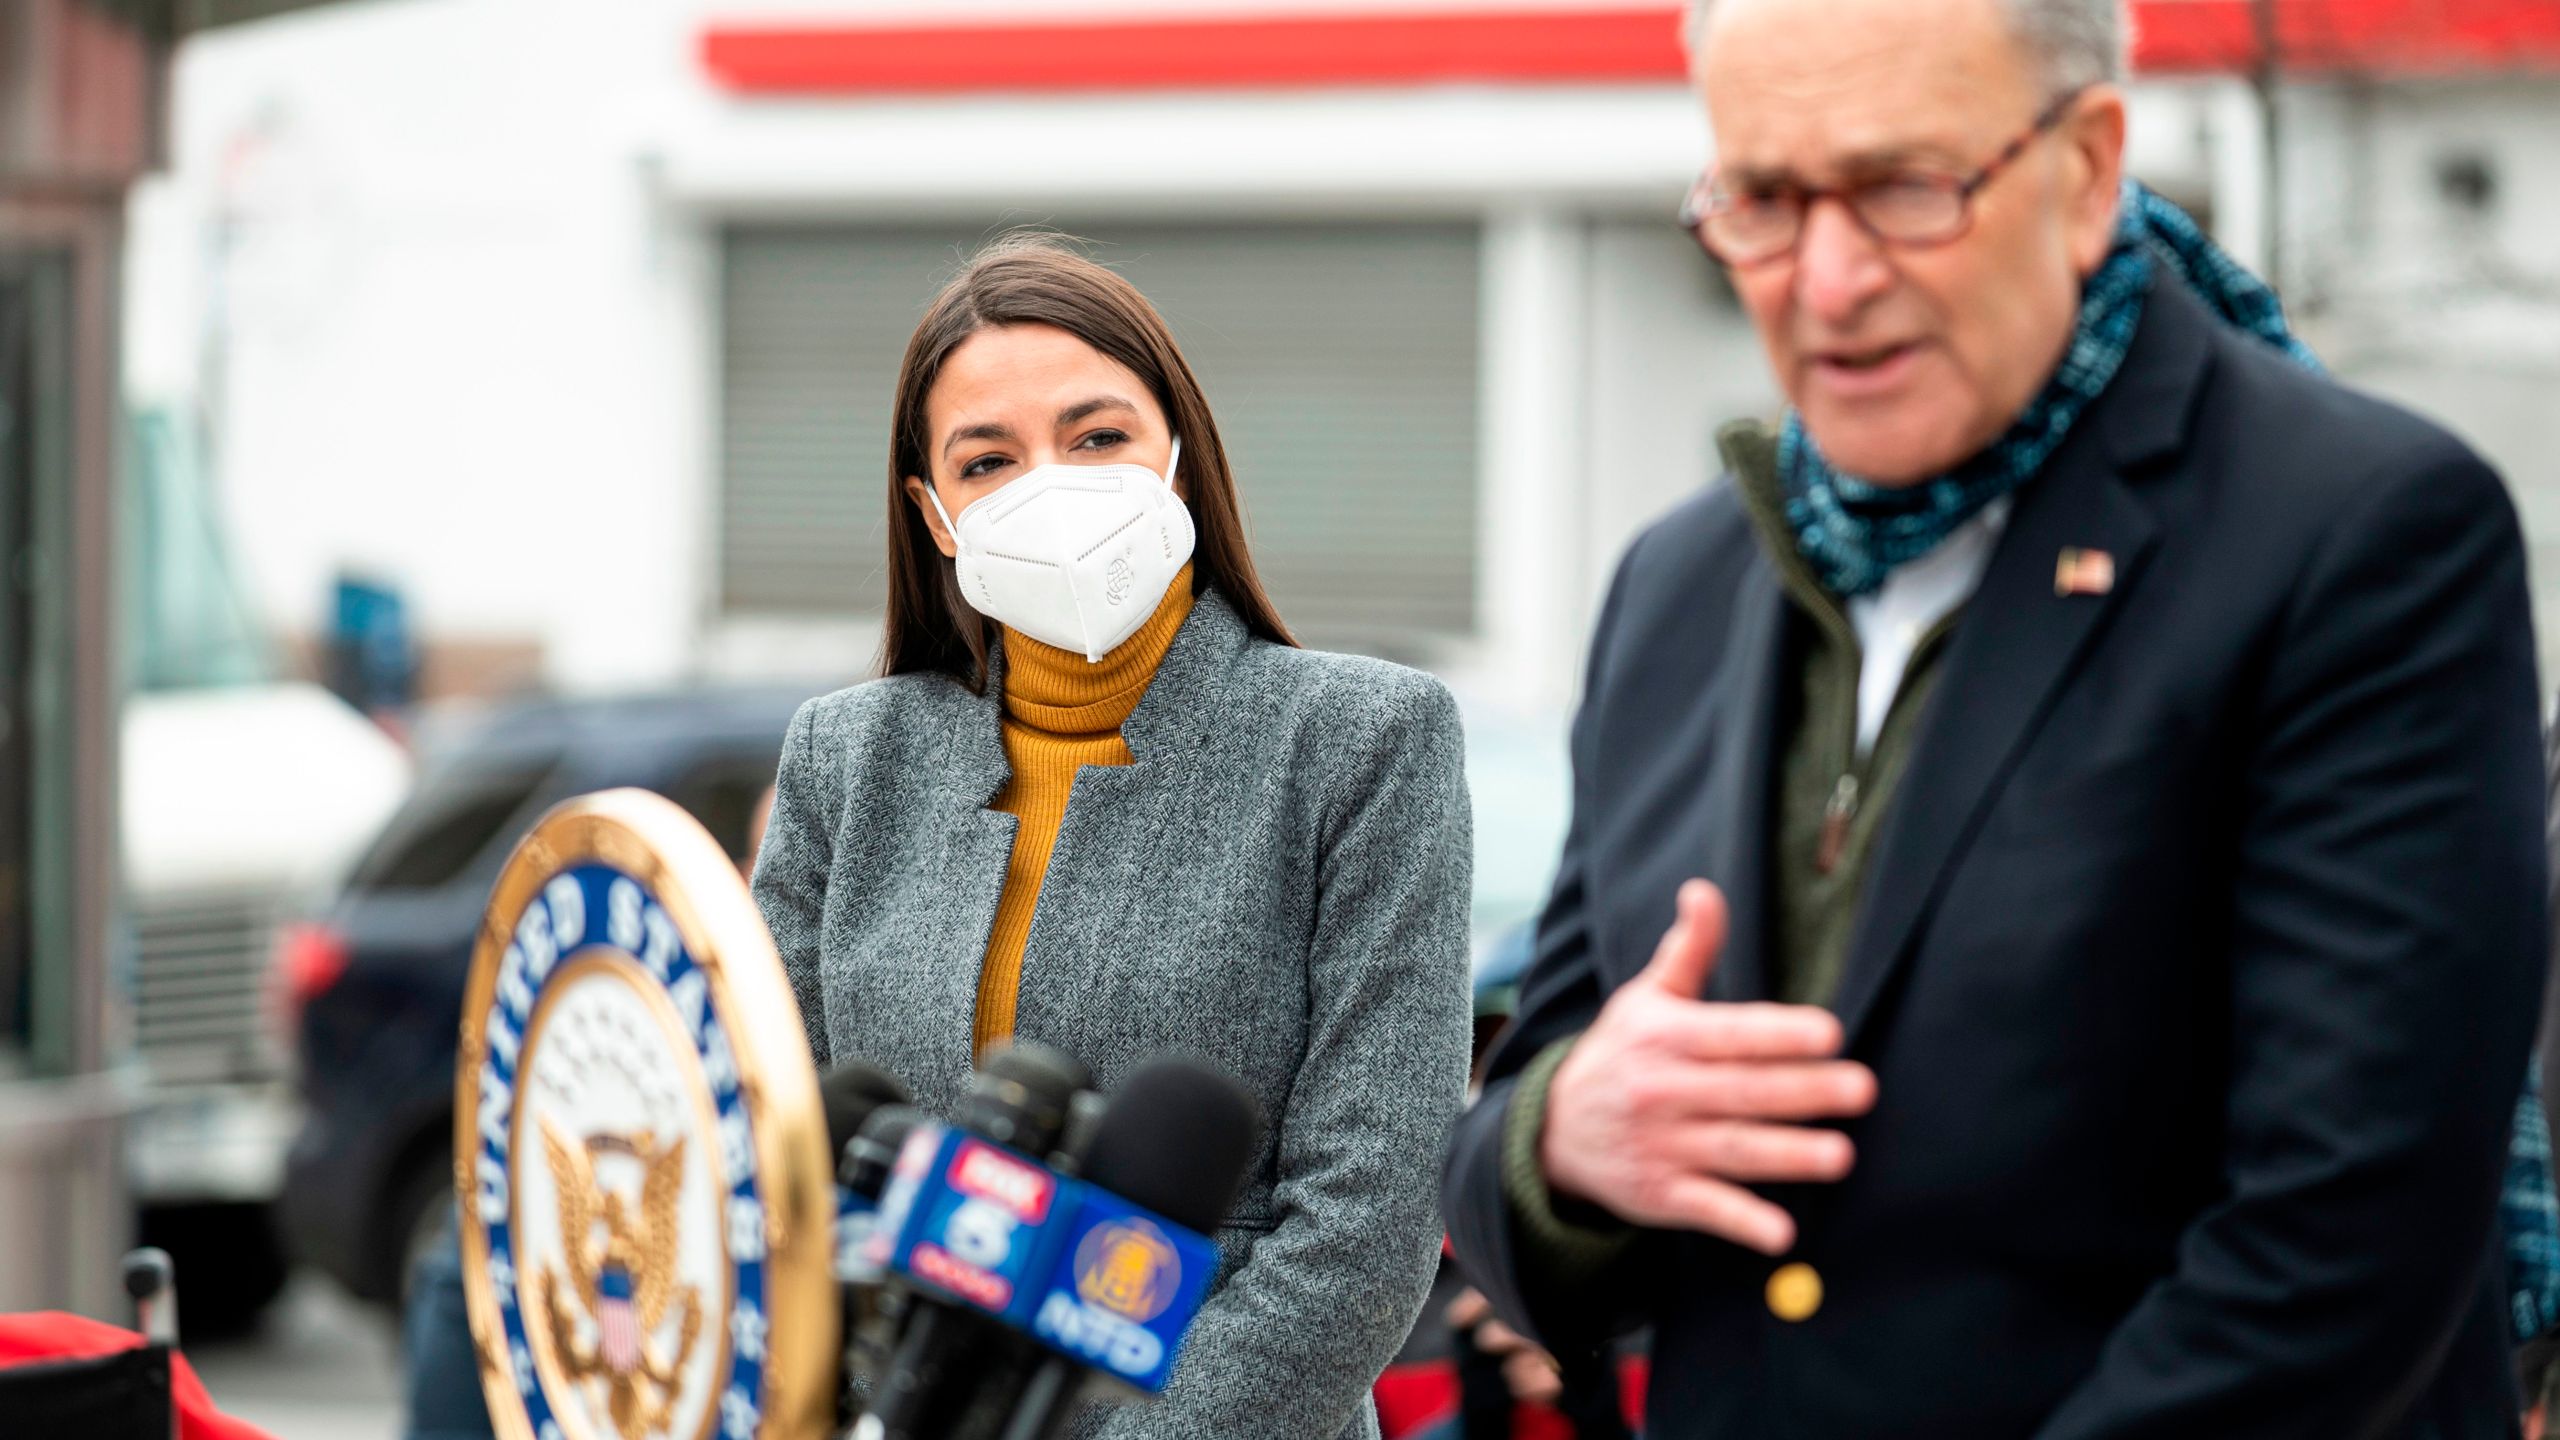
[979,1040,1092,1101]
[820,1060,912,1159]
[962,1040,1093,1157]
[1076,1056,1263,1234]
[844,1103,925,1197]
[1055,1089,1110,1171]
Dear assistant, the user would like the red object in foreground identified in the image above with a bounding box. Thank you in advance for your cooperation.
[1372,1353,1652,1439]
[0,1311,281,1440]
[700,0,2560,96]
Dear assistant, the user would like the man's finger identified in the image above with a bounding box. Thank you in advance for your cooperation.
[1650,1173,1798,1256]
[1638,1058,1878,1120]
[1668,1119,1857,1183]
[1636,880,1728,999]
[1502,1348,1565,1406]
[1444,1288,1490,1330]
[1654,1002,1849,1063]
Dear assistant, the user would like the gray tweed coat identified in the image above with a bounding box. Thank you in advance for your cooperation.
[750,588,1473,1440]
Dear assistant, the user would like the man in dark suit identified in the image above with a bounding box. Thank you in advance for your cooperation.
[1440,0,2548,1434]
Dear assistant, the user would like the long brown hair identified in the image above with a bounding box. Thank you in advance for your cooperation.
[878,233,1297,687]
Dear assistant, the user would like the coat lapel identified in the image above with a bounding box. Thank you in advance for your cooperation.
[1700,555,1790,1005]
[891,651,1016,1113]
[1007,591,1245,1046]
[1111,587,1244,767]
[1828,277,2212,1048]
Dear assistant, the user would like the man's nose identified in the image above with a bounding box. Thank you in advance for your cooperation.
[1793,197,1893,326]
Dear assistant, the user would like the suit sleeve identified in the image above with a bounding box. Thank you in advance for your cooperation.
[1443,531,1661,1353]
[750,698,834,1069]
[2032,446,2548,1437]
[1095,678,1475,1440]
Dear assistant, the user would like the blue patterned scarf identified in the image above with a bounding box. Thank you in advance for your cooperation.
[1780,181,2313,598]
[1777,179,2560,1343]
[2511,1061,2560,1342]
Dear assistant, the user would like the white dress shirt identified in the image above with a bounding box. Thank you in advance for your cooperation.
[1844,498,2009,754]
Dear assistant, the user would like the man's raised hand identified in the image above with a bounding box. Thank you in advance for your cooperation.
[1538,879,1878,1254]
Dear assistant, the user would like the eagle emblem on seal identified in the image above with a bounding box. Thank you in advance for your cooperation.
[535,1117,705,1440]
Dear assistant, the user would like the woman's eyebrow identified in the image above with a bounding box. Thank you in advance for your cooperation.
[942,420,1018,458]
[1056,395,1139,427]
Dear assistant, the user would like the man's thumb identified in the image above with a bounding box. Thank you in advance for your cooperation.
[1639,880,1727,998]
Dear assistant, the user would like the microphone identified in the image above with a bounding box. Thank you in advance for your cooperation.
[956,1041,1089,1155]
[1053,1088,1110,1176]
[822,1060,914,1176]
[844,1106,926,1213]
[816,1062,918,1430]
[994,1058,1262,1440]
[857,1043,1093,1440]
[838,1103,926,1425]
[821,1062,917,1272]
[1072,1056,1260,1230]
[849,1052,1263,1438]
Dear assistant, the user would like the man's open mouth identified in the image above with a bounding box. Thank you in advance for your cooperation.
[1818,342,1917,373]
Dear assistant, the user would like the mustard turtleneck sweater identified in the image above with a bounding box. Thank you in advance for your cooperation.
[974,565,1196,1057]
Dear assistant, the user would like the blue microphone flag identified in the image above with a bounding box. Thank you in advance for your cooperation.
[874,1122,1218,1392]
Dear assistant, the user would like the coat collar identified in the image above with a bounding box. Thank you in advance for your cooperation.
[893,583,1252,1093]
[1119,584,1253,763]
[936,583,1253,807]
[1698,422,1793,1006]
[1827,271,2214,1046]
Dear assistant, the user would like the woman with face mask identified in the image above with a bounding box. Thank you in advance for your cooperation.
[750,234,1473,1440]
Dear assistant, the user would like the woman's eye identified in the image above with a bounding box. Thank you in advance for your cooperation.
[959,454,1009,479]
[1074,429,1129,452]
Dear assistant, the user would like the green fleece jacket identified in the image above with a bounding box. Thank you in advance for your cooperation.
[1498,419,1967,1275]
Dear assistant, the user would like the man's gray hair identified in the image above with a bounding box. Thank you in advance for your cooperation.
[1682,0,2129,94]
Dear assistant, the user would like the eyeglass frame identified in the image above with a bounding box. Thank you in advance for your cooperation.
[1678,85,2093,267]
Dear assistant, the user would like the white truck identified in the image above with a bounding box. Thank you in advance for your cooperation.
[119,408,410,1328]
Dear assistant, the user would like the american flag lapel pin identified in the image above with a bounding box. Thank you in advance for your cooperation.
[2055,547,2116,598]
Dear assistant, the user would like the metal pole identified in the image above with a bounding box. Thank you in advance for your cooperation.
[0,0,151,1319]
[2251,0,2286,295]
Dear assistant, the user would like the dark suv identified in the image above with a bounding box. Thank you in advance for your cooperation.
[278,684,819,1308]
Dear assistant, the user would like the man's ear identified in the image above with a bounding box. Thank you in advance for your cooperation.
[2062,85,2129,277]
[903,474,958,560]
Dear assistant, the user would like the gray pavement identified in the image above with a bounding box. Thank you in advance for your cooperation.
[189,1276,404,1440]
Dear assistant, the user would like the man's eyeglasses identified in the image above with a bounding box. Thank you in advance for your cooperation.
[1679,87,2089,267]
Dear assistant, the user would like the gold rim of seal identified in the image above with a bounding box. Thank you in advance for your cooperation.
[453,787,837,1440]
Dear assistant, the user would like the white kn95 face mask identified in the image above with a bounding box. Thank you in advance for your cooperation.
[927,438,1195,663]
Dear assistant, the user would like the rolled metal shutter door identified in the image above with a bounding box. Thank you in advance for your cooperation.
[719,222,1481,650]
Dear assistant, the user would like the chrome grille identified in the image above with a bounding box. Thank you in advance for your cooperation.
[130,893,285,1084]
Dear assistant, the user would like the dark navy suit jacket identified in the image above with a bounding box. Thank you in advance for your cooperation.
[1443,278,2548,1439]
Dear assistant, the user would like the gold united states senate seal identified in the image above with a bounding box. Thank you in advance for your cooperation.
[456,789,836,1440]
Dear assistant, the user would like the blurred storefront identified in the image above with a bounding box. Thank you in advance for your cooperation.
[125,0,2224,712]
[127,1,2560,709]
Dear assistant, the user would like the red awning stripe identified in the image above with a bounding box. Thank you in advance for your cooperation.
[2134,0,2560,75]
[699,1,2560,95]
[701,8,1685,95]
